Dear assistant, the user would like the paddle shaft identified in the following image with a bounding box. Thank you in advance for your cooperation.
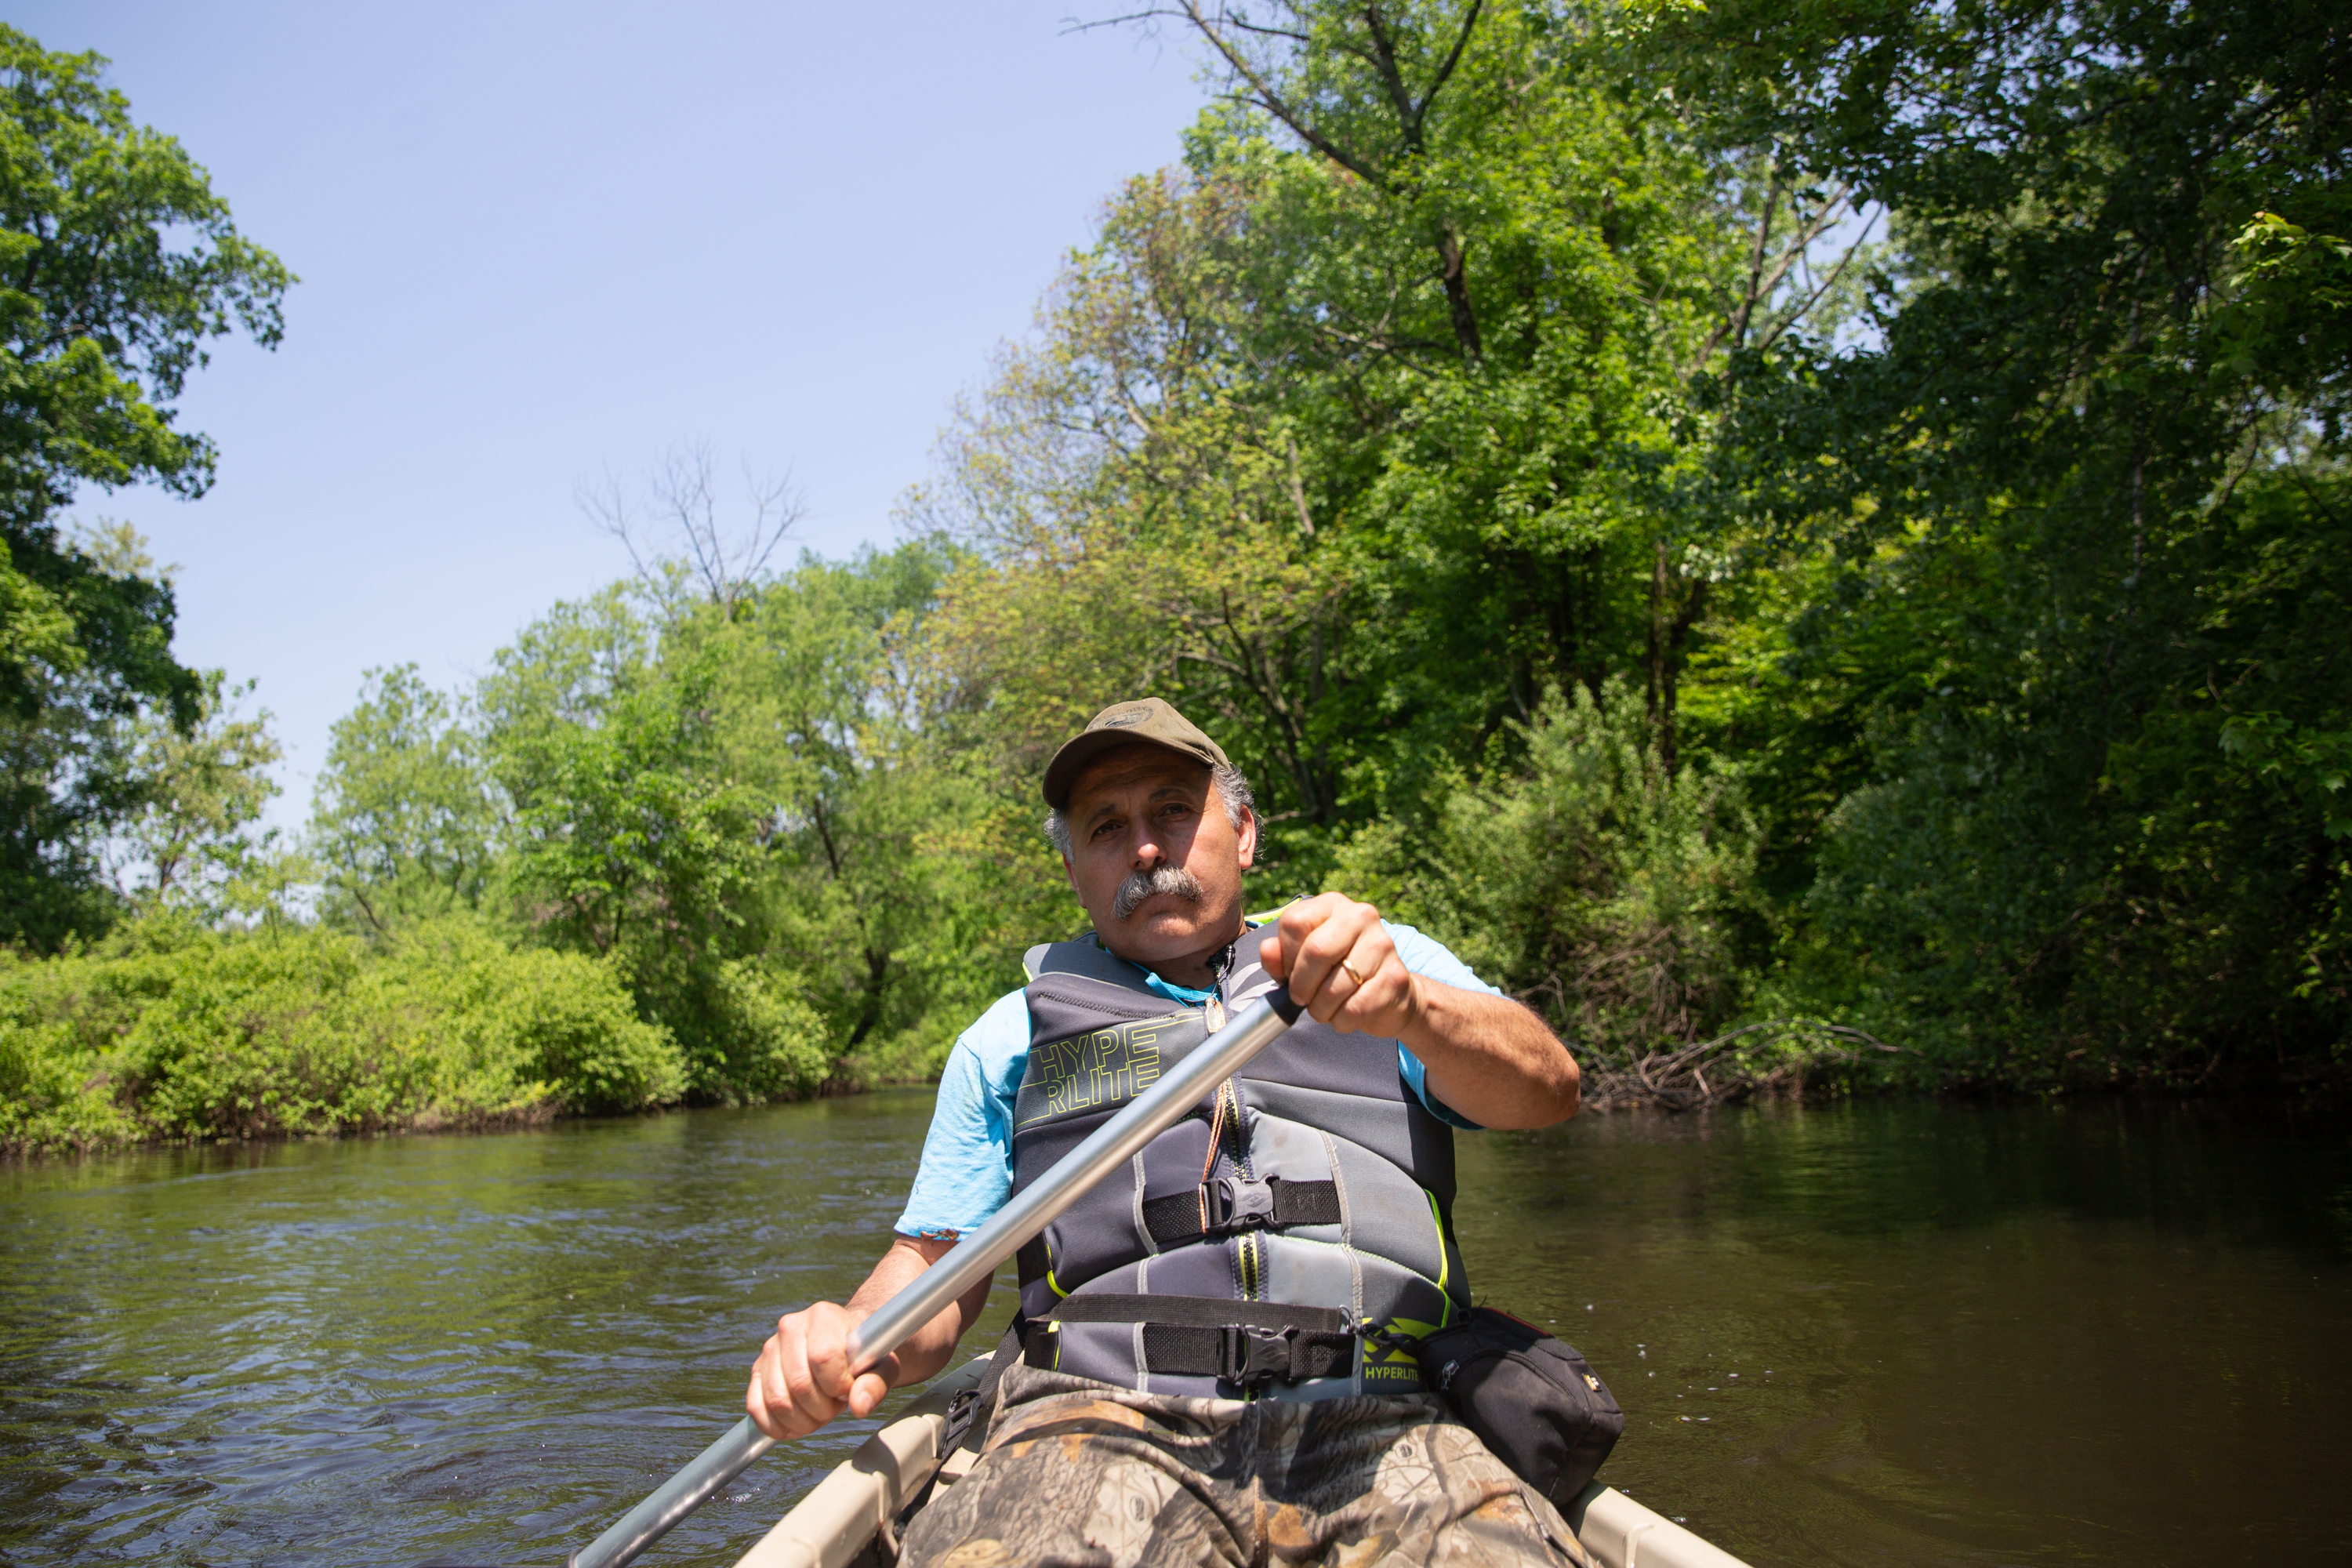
[567,987,1303,1568]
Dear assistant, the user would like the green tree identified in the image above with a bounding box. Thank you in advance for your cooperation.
[0,27,292,946]
[1651,0,2352,1080]
[261,0,2348,1107]
[3,525,287,942]
[470,585,833,1100]
[712,544,1023,1062]
[477,591,753,1079]
[0,521,145,942]
[919,0,2347,1089]
[307,664,502,935]
[107,668,284,917]
[935,0,1868,892]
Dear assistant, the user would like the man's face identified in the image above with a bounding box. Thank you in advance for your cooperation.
[1062,744,1256,968]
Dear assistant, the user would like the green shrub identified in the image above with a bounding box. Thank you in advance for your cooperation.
[110,924,441,1138]
[1332,681,1769,1061]
[377,919,684,1115]
[0,1010,142,1152]
[705,957,833,1102]
[0,914,687,1156]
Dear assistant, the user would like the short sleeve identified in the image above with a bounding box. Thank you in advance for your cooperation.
[894,988,1031,1237]
[1385,922,1498,1131]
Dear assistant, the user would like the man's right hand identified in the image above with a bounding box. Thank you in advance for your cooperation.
[744,1301,901,1439]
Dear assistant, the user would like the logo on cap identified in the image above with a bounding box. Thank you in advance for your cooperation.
[1100,706,1151,728]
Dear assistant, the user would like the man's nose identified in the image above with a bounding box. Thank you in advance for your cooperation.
[1127,823,1167,869]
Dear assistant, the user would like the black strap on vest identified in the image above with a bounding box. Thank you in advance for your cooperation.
[1026,1294,1359,1386]
[1138,1175,1343,1246]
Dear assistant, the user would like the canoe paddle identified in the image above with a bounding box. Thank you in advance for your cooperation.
[561,985,1305,1568]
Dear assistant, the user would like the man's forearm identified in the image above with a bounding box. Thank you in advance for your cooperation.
[1398,978,1580,1130]
[844,1235,989,1385]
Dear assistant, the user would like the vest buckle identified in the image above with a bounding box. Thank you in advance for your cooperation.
[1220,1323,1299,1385]
[1207,1176,1276,1231]
[1355,1314,1421,1356]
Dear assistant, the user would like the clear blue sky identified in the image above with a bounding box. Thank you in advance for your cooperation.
[10,2,1209,826]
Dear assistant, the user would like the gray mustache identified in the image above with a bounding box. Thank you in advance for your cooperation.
[1112,864,1204,921]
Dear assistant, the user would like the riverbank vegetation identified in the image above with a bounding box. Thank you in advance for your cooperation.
[2,4,2346,1152]
[1,917,680,1152]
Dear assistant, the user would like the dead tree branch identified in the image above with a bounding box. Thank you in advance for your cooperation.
[1574,1017,1906,1111]
[581,440,805,615]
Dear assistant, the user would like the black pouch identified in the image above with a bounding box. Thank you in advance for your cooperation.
[1414,1307,1624,1508]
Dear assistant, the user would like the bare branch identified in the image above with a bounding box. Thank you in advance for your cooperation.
[579,465,660,586]
[1744,184,1854,333]
[1727,170,1785,350]
[583,440,807,613]
[1754,203,1880,353]
[1285,433,1316,535]
[1359,4,1423,144]
[1417,0,1486,138]
[1682,177,1860,378]
[1175,1,1392,189]
[1218,14,1312,44]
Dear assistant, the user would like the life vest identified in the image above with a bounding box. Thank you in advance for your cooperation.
[1009,928,1470,1399]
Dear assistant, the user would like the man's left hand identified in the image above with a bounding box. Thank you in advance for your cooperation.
[1259,893,1421,1036]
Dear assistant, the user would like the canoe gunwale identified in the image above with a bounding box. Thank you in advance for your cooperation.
[728,1356,989,1568]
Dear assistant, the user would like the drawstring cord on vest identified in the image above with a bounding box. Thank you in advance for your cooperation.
[1195,1090,1229,1234]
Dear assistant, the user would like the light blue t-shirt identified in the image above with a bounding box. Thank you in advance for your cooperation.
[895,922,1501,1239]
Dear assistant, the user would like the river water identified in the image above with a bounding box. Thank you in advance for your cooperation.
[2,1094,2346,1566]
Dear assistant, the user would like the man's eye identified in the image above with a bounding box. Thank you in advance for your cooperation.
[1091,819,1120,840]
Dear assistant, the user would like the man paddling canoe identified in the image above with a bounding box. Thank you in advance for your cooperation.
[745,699,1592,1566]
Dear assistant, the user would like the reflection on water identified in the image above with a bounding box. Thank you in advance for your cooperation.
[1457,1102,2352,1566]
[2,1094,2347,1566]
[0,1092,995,1567]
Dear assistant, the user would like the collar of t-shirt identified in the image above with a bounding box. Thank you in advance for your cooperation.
[1140,969,1217,1007]
[1105,923,1261,1009]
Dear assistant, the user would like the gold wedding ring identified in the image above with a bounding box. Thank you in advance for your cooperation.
[1340,958,1370,988]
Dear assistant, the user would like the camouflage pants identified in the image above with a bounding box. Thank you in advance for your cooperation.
[898,1363,1595,1568]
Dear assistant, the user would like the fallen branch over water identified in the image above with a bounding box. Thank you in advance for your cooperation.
[1580,1018,1904,1111]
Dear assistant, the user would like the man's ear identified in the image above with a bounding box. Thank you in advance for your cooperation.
[1061,852,1077,892]
[1236,807,1258,869]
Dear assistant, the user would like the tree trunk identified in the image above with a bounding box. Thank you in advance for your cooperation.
[1437,227,1482,359]
[1646,539,1666,726]
[848,947,890,1049]
[1660,573,1709,779]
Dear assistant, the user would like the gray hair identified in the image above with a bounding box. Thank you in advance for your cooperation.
[1045,761,1254,860]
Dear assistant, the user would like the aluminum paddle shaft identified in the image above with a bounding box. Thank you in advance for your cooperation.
[568,987,1303,1568]
[840,989,1299,1374]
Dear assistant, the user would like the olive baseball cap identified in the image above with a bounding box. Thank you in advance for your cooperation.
[1042,698,1230,809]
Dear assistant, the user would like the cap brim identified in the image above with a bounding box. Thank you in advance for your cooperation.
[1042,730,1212,809]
